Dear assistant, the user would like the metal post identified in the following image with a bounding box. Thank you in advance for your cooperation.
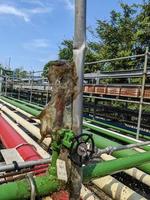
[72,0,86,135]
[136,47,149,140]
[93,98,97,119]
[30,71,33,103]
[46,82,49,105]
[11,71,15,97]
[18,78,21,100]
[0,67,2,94]
[5,75,8,96]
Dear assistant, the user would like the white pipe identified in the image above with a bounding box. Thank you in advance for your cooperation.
[1,112,50,159]
[83,121,143,143]
[0,99,40,124]
[92,176,146,200]
[0,104,51,147]
[81,184,99,200]
[101,153,150,187]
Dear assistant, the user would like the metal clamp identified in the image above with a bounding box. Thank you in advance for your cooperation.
[26,173,36,200]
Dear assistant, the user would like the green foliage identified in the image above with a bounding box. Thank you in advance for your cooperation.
[58,40,73,61]
[43,0,149,77]
[42,61,57,77]
[14,68,28,78]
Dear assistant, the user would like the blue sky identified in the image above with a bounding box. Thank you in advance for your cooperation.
[0,0,143,71]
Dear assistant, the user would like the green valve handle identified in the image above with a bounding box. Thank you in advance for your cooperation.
[62,129,75,149]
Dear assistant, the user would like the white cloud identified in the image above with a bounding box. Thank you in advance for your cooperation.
[23,39,50,49]
[0,4,30,22]
[63,0,74,11]
[0,3,53,22]
[28,7,51,14]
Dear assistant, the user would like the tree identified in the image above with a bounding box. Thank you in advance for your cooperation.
[14,68,28,78]
[58,40,73,61]
[43,1,150,76]
[42,61,56,77]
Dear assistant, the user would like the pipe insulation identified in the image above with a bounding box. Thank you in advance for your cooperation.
[0,99,147,156]
[1,112,49,159]
[90,133,150,174]
[83,122,150,152]
[92,176,146,200]
[0,98,40,124]
[1,102,150,174]
[0,99,147,155]
[0,96,41,116]
[85,118,150,140]
[1,151,150,200]
[0,116,42,161]
[0,103,51,147]
[101,153,150,187]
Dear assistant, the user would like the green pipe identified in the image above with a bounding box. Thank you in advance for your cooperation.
[84,117,150,140]
[0,96,40,116]
[2,97,150,172]
[83,122,150,152]
[1,151,150,200]
[0,143,60,200]
[1,98,150,173]
[2,96,43,111]
[83,150,150,182]
[86,131,150,174]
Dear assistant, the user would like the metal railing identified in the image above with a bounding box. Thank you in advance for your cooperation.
[0,49,150,139]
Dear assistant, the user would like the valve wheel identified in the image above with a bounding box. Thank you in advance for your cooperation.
[69,134,95,167]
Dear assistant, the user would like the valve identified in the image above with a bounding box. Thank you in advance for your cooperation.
[69,134,95,167]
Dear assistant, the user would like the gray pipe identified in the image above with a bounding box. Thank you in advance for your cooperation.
[0,158,51,172]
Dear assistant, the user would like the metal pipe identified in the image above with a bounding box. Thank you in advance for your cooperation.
[0,158,50,173]
[0,165,48,179]
[0,96,41,116]
[136,47,149,139]
[95,141,150,157]
[84,118,150,141]
[83,150,150,182]
[4,75,8,96]
[30,71,34,103]
[72,0,86,135]
[83,95,150,105]
[83,122,150,151]
[1,151,150,199]
[85,54,145,65]
[84,131,150,174]
[5,96,43,110]
[2,96,150,151]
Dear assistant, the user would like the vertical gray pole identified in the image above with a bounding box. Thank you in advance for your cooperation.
[46,79,49,105]
[8,57,11,68]
[5,75,7,96]
[136,47,148,140]
[18,75,21,99]
[30,71,34,103]
[72,0,86,135]
[0,67,2,94]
